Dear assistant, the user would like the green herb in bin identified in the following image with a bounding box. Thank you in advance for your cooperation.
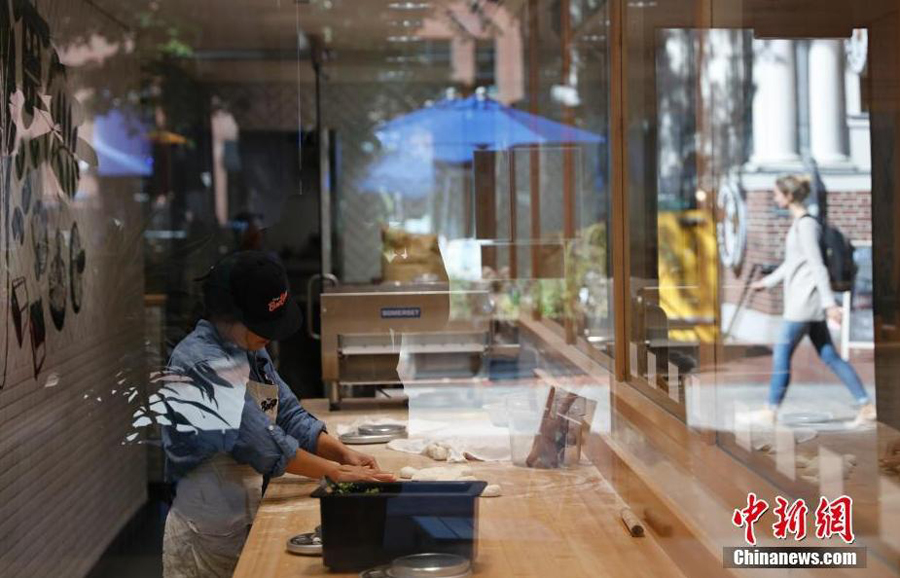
[322,478,381,495]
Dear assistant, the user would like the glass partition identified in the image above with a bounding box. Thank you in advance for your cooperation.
[3,0,899,576]
[621,0,899,567]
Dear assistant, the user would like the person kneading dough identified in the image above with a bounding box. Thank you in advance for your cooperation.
[161,252,394,578]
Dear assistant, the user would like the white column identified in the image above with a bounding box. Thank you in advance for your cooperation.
[450,37,476,86]
[844,32,871,171]
[808,39,849,165]
[751,39,800,167]
[844,65,862,116]
[211,110,238,227]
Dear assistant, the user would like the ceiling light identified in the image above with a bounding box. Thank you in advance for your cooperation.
[390,18,423,27]
[386,55,427,63]
[388,2,430,10]
[387,35,422,43]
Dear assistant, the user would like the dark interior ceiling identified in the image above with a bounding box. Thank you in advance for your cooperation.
[83,0,522,83]
[80,0,894,85]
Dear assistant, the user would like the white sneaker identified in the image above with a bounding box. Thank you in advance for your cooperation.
[851,404,876,428]
[746,406,777,426]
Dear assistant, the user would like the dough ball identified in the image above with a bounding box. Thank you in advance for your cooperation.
[411,466,471,481]
[399,466,418,479]
[424,443,449,461]
[480,484,502,497]
[457,475,478,481]
[412,467,444,481]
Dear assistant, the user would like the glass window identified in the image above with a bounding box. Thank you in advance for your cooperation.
[622,0,899,568]
[4,0,899,576]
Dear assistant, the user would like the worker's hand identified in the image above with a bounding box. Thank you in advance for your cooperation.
[826,306,843,326]
[750,280,766,292]
[341,447,381,471]
[327,464,396,483]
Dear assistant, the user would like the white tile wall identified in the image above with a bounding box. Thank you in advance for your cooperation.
[0,189,148,577]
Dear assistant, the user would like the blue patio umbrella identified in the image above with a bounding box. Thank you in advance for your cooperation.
[93,109,153,177]
[360,149,435,199]
[375,93,604,164]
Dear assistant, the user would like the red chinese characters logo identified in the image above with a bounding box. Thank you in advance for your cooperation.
[733,493,855,545]
[814,495,855,544]
[772,497,808,541]
[732,492,769,546]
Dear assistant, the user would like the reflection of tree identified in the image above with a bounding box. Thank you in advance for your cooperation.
[52,1,207,137]
[657,29,698,207]
[707,30,753,184]
[566,221,608,322]
[54,2,227,345]
[656,29,753,204]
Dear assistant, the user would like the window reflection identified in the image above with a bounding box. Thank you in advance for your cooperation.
[3,0,898,575]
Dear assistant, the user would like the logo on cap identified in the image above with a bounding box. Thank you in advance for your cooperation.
[268,291,288,312]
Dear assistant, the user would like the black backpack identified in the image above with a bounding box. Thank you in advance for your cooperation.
[803,215,857,292]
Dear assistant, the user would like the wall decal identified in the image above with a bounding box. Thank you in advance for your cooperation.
[0,270,6,388]
[30,199,47,279]
[14,145,26,180]
[4,0,95,196]
[0,161,7,392]
[0,156,9,392]
[11,276,27,346]
[29,299,45,377]
[14,0,50,130]
[20,172,31,213]
[69,221,83,313]
[11,205,22,243]
[0,0,100,388]
[1,0,16,155]
[48,228,66,330]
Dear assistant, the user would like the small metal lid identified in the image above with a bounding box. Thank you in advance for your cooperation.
[389,553,472,578]
[358,423,407,436]
[339,432,401,445]
[285,532,322,556]
[359,565,391,578]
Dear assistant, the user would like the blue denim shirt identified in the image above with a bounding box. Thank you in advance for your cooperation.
[161,320,325,483]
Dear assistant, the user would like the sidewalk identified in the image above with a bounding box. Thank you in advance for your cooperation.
[716,341,874,389]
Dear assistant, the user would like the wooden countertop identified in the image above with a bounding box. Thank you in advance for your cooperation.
[233,399,680,578]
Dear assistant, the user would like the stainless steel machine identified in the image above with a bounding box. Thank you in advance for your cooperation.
[319,284,492,409]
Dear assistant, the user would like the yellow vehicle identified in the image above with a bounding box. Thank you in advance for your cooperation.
[657,209,719,343]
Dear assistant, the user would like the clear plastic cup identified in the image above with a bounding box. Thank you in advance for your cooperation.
[505,388,587,468]
[506,392,544,467]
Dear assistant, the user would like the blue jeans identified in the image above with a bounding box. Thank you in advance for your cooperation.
[768,320,870,407]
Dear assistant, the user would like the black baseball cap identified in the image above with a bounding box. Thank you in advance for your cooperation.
[201,251,302,341]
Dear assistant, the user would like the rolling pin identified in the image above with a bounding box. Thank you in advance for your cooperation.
[620,508,644,537]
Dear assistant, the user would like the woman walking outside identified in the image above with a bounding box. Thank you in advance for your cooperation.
[752,175,876,426]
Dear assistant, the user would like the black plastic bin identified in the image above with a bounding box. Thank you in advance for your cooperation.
[311,480,486,571]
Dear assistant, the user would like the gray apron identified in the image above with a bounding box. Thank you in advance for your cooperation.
[163,380,279,578]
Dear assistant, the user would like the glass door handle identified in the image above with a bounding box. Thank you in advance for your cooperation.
[307,273,338,340]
